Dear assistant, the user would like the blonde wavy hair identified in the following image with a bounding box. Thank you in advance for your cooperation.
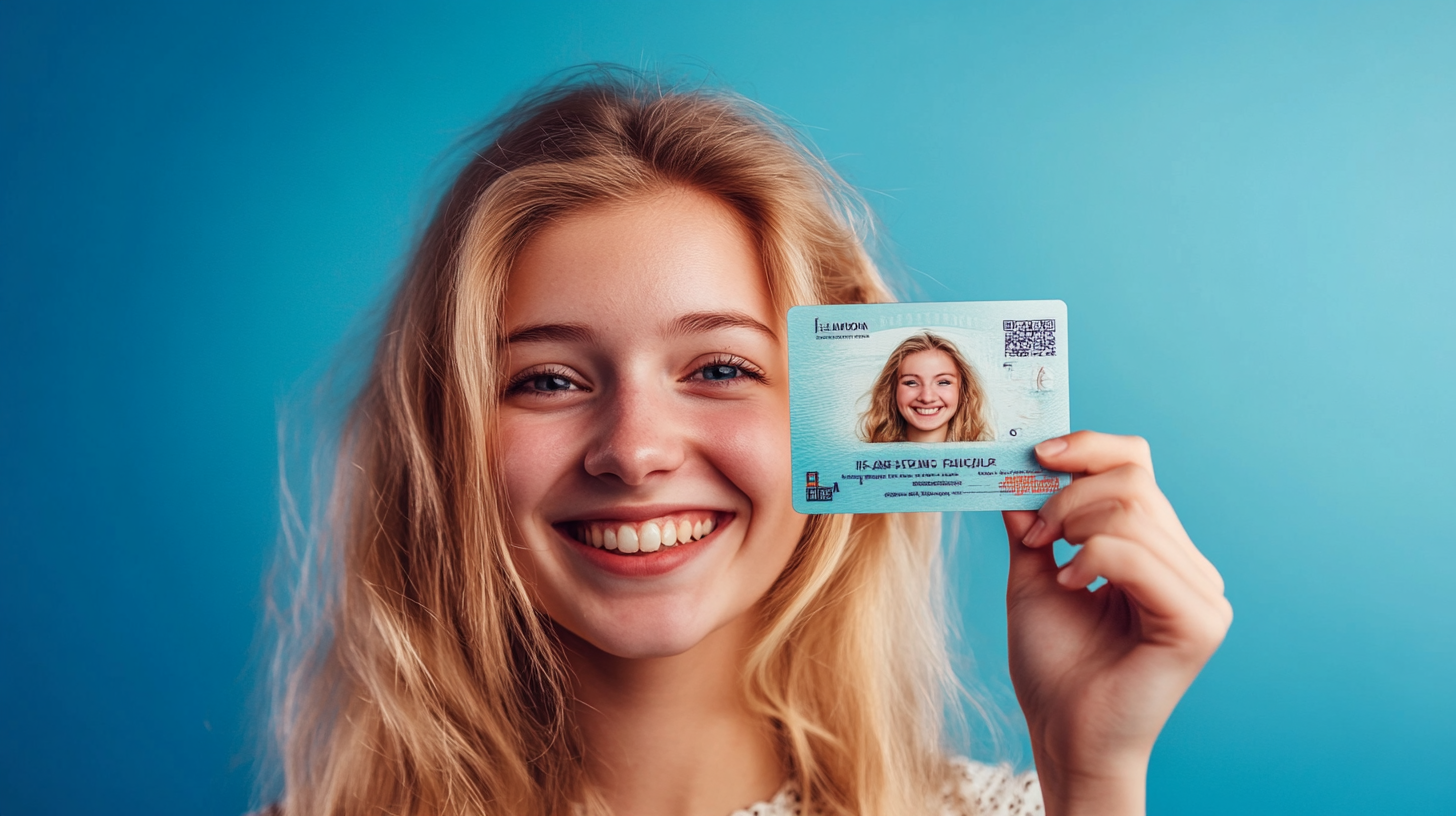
[859,333,993,443]
[267,69,968,816]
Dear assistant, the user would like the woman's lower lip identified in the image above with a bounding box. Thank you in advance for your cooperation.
[560,517,729,578]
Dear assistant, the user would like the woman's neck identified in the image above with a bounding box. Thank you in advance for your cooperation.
[563,614,783,816]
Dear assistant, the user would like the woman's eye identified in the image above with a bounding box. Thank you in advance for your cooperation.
[508,369,583,395]
[531,374,575,391]
[701,364,744,381]
[688,356,766,385]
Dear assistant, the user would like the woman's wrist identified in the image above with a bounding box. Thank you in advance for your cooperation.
[1033,751,1148,816]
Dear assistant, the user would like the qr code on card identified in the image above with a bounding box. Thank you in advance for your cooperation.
[1003,319,1057,357]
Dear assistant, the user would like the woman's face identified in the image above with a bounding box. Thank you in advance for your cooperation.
[498,188,806,659]
[895,349,961,440]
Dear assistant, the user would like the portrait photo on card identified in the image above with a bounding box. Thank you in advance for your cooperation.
[857,330,997,444]
[788,301,1071,514]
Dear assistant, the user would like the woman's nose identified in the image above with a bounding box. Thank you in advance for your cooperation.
[583,384,687,486]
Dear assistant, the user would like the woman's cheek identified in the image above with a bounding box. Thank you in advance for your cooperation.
[700,400,796,523]
[498,413,583,518]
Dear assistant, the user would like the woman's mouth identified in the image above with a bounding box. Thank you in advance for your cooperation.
[911,406,944,416]
[562,511,721,554]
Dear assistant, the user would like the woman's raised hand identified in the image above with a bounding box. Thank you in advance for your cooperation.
[1001,431,1232,816]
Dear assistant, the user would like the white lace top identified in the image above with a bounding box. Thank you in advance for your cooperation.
[729,758,1043,816]
[253,759,1041,816]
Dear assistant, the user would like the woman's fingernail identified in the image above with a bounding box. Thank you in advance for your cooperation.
[1022,518,1047,546]
[1036,437,1068,458]
[1057,567,1079,587]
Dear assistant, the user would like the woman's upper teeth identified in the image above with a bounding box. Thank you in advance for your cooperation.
[913,407,941,414]
[573,514,717,553]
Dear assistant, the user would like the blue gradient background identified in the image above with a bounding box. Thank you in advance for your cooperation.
[2,2,1453,814]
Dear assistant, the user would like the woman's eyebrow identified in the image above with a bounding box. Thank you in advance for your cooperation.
[503,322,594,346]
[668,311,778,340]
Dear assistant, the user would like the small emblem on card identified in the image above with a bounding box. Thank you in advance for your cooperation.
[805,472,838,502]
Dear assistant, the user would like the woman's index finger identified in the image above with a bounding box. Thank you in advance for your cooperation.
[1034,430,1155,478]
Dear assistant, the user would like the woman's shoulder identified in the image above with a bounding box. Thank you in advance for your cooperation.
[730,757,1042,816]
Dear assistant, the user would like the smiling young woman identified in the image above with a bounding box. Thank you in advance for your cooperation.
[859,332,993,444]
[264,69,1231,816]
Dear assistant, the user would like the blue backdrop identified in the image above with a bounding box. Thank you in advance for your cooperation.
[3,2,1453,813]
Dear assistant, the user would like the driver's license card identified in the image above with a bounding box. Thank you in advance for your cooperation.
[788,300,1070,514]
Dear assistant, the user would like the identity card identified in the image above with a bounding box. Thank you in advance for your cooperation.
[788,300,1070,513]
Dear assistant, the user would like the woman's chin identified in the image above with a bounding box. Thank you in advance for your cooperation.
[904,419,952,440]
[589,635,703,660]
[557,601,729,660]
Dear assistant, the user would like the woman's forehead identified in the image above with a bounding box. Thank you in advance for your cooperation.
[503,188,776,336]
[900,348,958,373]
